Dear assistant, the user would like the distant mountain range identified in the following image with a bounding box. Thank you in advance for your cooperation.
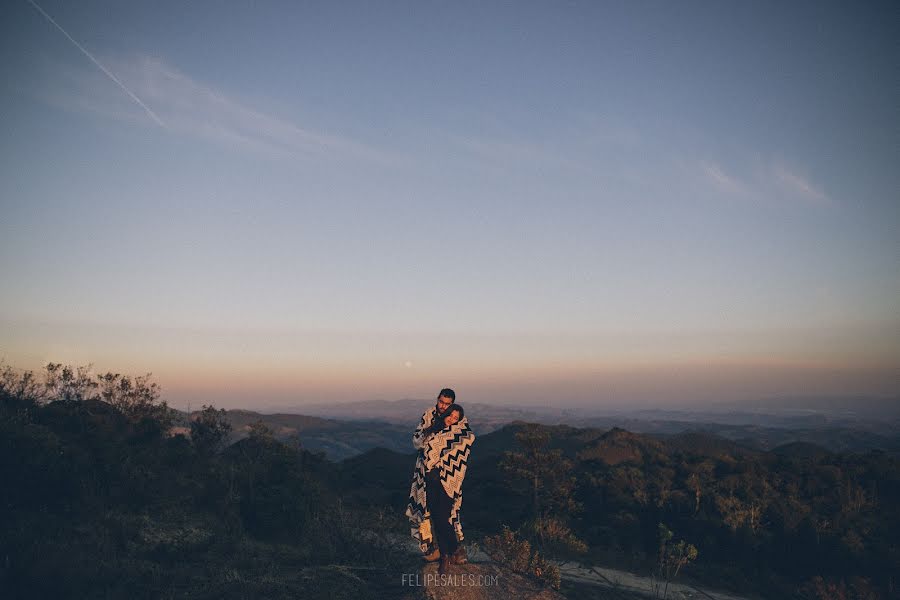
[271,395,900,431]
[173,408,412,461]
[277,398,581,433]
[174,396,900,461]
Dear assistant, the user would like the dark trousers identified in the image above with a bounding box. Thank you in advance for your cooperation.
[425,468,458,556]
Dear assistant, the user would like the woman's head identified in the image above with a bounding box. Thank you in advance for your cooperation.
[443,403,464,427]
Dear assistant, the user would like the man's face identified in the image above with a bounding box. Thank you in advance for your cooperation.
[436,395,453,414]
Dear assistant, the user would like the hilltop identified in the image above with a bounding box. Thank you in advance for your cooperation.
[174,407,413,460]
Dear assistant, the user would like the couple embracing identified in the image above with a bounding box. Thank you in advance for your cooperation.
[405,388,476,575]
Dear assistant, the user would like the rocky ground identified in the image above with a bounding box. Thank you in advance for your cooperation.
[364,535,760,600]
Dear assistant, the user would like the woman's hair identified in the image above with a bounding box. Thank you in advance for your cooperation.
[446,403,464,419]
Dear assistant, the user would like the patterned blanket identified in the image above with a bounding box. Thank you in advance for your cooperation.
[405,408,475,553]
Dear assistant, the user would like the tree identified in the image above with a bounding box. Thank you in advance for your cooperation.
[686,459,716,514]
[500,424,585,556]
[44,362,97,403]
[651,523,698,600]
[94,368,172,428]
[190,404,232,455]
[1,362,174,428]
[248,419,274,441]
[0,362,44,403]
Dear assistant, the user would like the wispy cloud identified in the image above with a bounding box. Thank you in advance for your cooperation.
[699,160,749,196]
[26,0,166,129]
[446,118,644,176]
[39,54,398,165]
[695,157,831,207]
[772,163,829,205]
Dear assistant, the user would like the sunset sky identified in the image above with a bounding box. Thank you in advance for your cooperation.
[1,1,897,410]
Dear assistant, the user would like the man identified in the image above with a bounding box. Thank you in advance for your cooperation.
[412,388,454,451]
[405,388,475,575]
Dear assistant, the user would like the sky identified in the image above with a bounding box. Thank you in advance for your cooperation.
[1,1,897,411]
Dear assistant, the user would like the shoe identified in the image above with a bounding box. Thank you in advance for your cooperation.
[450,546,468,564]
[438,555,451,575]
[422,547,441,562]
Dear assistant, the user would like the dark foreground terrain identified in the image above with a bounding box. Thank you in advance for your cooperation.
[2,365,897,599]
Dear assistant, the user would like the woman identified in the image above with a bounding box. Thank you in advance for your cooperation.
[405,400,476,575]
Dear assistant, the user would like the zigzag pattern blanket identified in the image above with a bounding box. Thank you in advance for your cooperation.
[405,408,475,553]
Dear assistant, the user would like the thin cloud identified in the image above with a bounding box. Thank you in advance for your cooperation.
[39,54,399,165]
[699,160,749,196]
[26,0,165,129]
[772,163,829,204]
[695,157,831,207]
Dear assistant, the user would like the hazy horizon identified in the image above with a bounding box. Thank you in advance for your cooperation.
[2,1,897,411]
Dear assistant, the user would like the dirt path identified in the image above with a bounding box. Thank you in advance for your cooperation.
[465,547,756,600]
[551,559,754,600]
[392,534,756,600]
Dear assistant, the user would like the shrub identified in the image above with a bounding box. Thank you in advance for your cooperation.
[484,525,561,590]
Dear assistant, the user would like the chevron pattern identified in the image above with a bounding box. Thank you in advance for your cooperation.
[405,409,475,553]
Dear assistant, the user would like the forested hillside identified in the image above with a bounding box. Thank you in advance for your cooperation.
[351,422,900,598]
[0,365,418,599]
[2,364,897,599]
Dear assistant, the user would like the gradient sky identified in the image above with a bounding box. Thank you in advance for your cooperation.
[1,1,897,410]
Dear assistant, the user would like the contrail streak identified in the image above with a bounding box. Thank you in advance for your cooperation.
[26,0,166,128]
